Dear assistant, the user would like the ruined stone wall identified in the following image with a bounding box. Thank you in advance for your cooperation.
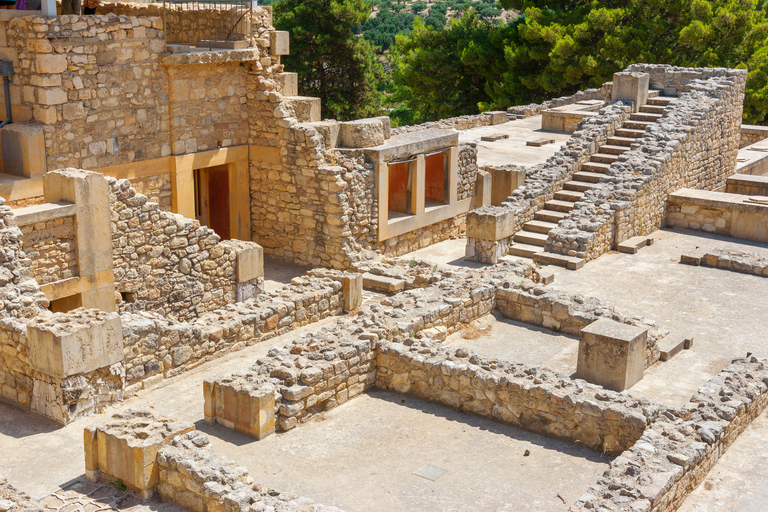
[0,479,44,512]
[377,337,650,455]
[571,357,768,511]
[507,82,611,118]
[166,61,250,154]
[110,178,242,322]
[9,14,170,171]
[667,200,733,236]
[739,125,768,148]
[496,283,664,367]
[19,215,78,285]
[97,2,273,47]
[379,214,466,258]
[156,431,342,512]
[686,249,768,277]
[127,173,172,211]
[457,143,478,200]
[547,68,745,260]
[391,113,491,135]
[5,196,46,210]
[120,276,343,390]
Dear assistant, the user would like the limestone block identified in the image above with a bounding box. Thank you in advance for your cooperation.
[576,318,647,391]
[476,170,492,207]
[612,72,650,112]
[27,309,123,379]
[1,123,46,178]
[36,87,67,106]
[466,208,516,241]
[310,120,340,149]
[484,111,507,125]
[203,377,276,440]
[269,30,289,56]
[235,243,263,283]
[284,96,320,123]
[340,117,390,148]
[36,54,67,74]
[84,409,194,498]
[488,165,525,206]
[341,273,363,312]
[274,72,298,96]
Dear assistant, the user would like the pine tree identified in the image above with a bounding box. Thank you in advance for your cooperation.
[273,0,384,120]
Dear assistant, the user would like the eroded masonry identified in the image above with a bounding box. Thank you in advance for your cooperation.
[1,3,768,512]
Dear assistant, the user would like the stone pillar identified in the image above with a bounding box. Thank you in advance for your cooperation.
[1,123,46,178]
[576,318,647,391]
[611,72,650,113]
[341,273,363,312]
[224,240,264,302]
[43,169,117,311]
[488,166,525,206]
[203,377,276,440]
[84,409,194,499]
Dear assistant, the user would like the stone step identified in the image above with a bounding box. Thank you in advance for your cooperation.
[630,112,663,123]
[617,235,655,254]
[554,189,585,202]
[362,273,405,294]
[607,136,637,147]
[514,230,548,247]
[623,120,654,131]
[522,219,558,234]
[563,180,593,192]
[639,104,665,115]
[581,161,611,173]
[647,89,661,98]
[599,144,631,155]
[573,171,606,183]
[590,153,620,164]
[615,128,646,139]
[532,251,586,270]
[544,199,576,213]
[647,96,675,106]
[508,242,543,259]
[534,209,568,223]
[659,333,694,361]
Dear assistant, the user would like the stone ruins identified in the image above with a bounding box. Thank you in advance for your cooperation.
[0,3,768,512]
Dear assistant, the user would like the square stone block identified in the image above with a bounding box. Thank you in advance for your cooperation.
[576,318,647,391]
[269,30,289,56]
[612,72,650,112]
[484,111,507,125]
[236,243,263,283]
[341,273,363,312]
[84,409,194,499]
[27,309,123,379]
[204,375,276,440]
[1,122,46,178]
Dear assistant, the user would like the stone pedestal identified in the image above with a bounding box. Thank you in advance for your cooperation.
[488,166,525,206]
[576,318,647,391]
[84,409,194,499]
[612,72,650,113]
[341,273,363,312]
[27,309,123,379]
[484,111,507,125]
[203,375,276,440]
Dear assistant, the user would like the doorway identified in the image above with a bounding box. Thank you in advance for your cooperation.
[194,163,231,239]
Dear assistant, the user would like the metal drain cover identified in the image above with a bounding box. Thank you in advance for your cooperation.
[412,464,447,481]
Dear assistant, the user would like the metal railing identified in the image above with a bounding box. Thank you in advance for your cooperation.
[162,0,256,50]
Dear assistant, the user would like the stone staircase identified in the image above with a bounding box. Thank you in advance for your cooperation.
[509,91,675,262]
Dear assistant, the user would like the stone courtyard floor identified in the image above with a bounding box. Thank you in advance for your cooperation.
[2,227,768,511]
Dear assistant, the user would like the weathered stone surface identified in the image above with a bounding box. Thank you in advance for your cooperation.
[576,318,647,391]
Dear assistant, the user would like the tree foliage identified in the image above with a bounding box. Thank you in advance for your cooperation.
[273,0,384,120]
[392,0,768,124]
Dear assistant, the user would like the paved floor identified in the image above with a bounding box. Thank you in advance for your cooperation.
[459,116,572,168]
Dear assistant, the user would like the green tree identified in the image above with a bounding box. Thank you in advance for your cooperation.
[391,10,501,122]
[273,0,384,120]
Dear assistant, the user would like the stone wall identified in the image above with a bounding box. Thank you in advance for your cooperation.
[110,177,260,321]
[570,357,768,511]
[457,143,478,200]
[127,172,172,211]
[465,103,630,263]
[689,249,768,277]
[19,215,78,285]
[379,214,466,258]
[98,2,273,48]
[377,337,651,455]
[391,113,490,135]
[507,82,611,118]
[0,479,44,512]
[546,67,746,261]
[496,282,664,367]
[739,124,768,148]
[156,431,342,512]
[121,276,343,391]
[9,14,170,171]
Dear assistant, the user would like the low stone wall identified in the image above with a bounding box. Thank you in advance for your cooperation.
[507,82,611,118]
[18,214,77,285]
[725,173,768,196]
[376,337,651,455]
[546,67,746,261]
[379,214,466,258]
[570,357,768,511]
[391,114,490,135]
[667,188,768,243]
[110,177,262,321]
[739,124,768,148]
[157,431,342,511]
[683,248,768,278]
[121,276,343,391]
[495,282,664,367]
[465,103,630,263]
[0,479,44,512]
